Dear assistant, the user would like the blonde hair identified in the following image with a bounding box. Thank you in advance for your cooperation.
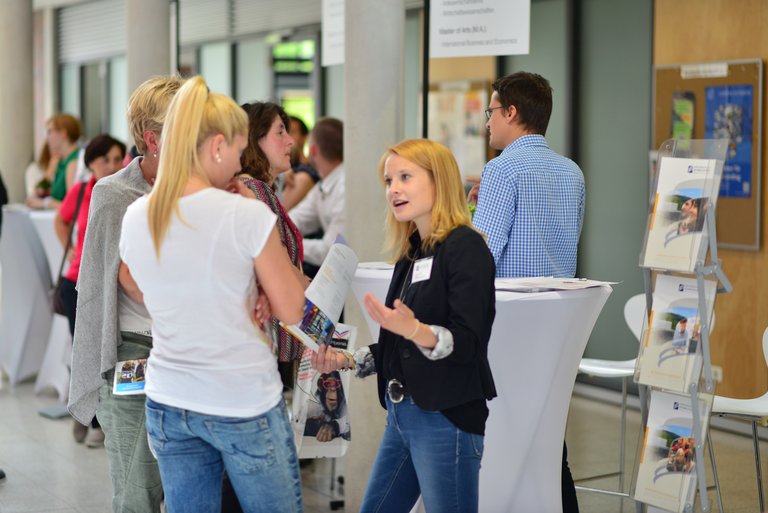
[147,76,248,256]
[378,138,473,261]
[126,75,185,155]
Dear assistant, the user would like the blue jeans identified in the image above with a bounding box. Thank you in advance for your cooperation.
[145,398,302,513]
[360,396,484,513]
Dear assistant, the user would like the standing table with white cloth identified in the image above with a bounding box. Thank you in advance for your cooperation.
[351,264,612,513]
[0,206,55,384]
[28,209,71,401]
[0,205,71,401]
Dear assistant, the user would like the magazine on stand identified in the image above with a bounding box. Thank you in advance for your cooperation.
[280,243,359,352]
[291,324,356,458]
[634,389,711,513]
[642,157,719,272]
[636,275,717,393]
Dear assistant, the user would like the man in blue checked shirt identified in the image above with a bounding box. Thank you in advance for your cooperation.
[470,71,585,513]
[471,71,585,279]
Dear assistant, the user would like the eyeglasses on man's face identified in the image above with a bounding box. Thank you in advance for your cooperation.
[484,106,505,120]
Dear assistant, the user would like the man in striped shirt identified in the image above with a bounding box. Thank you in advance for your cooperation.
[471,71,585,513]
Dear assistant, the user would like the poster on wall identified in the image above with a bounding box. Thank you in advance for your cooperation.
[705,84,753,198]
[430,0,530,58]
[671,91,695,141]
[426,84,488,179]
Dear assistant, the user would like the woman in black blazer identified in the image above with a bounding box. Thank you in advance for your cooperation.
[313,138,496,513]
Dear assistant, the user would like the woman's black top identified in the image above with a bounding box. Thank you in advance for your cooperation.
[369,225,497,435]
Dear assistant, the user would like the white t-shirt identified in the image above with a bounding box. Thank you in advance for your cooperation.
[119,188,280,417]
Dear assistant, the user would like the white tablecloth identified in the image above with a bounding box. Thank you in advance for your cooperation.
[0,205,71,401]
[351,265,612,513]
[0,207,54,385]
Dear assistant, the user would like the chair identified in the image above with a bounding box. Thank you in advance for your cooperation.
[710,326,768,513]
[575,293,645,494]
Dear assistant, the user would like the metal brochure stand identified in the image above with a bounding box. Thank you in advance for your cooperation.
[633,139,731,513]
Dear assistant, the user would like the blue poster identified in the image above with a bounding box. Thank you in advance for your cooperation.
[705,85,753,198]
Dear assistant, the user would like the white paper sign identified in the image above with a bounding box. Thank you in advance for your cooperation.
[430,0,530,58]
[322,0,345,66]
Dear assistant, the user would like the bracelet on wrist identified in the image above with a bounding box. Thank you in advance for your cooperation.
[405,321,420,340]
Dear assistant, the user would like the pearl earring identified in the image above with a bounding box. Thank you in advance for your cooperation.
[153,152,158,158]
[216,153,222,163]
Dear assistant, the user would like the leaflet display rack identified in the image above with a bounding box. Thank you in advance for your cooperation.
[632,139,732,513]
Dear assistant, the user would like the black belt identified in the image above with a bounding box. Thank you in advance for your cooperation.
[387,379,406,403]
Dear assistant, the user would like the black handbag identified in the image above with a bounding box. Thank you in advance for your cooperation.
[52,182,86,316]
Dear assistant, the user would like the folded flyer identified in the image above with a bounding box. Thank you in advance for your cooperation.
[634,389,710,513]
[281,243,359,352]
[636,275,716,393]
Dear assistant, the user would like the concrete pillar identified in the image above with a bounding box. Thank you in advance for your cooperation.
[0,0,34,203]
[343,0,405,509]
[126,0,172,94]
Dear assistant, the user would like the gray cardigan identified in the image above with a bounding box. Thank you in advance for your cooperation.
[68,158,151,424]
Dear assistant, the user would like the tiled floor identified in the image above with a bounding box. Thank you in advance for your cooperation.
[1,380,766,512]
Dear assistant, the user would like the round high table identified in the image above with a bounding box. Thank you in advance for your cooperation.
[351,264,612,513]
[0,206,71,401]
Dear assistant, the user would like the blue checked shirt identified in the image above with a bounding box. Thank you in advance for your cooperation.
[472,135,585,279]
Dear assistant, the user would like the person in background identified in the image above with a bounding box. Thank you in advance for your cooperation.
[313,138,496,513]
[470,71,585,513]
[0,171,4,481]
[238,101,308,369]
[280,116,319,210]
[118,76,305,513]
[24,141,60,200]
[68,75,185,513]
[288,117,345,270]
[27,113,82,210]
[56,134,125,447]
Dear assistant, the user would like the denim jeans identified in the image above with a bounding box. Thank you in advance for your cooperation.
[145,397,302,513]
[360,396,484,513]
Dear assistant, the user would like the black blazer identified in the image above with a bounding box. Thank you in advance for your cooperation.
[370,225,497,417]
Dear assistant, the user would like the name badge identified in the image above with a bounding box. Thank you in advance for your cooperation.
[412,257,434,283]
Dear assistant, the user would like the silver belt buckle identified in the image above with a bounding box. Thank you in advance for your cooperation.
[387,379,405,403]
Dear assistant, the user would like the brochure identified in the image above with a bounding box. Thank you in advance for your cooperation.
[291,324,356,459]
[494,277,616,293]
[636,275,716,393]
[634,390,710,513]
[641,156,720,272]
[281,243,359,352]
[112,359,147,395]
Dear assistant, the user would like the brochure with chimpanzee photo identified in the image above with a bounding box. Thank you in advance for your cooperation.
[291,324,356,459]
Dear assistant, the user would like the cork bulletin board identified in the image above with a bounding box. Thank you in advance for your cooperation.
[654,59,763,250]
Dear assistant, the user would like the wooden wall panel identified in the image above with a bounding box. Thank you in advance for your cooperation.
[655,0,768,398]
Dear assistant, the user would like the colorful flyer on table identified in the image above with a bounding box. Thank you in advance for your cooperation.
[112,359,147,395]
[636,275,716,393]
[705,84,753,198]
[634,390,710,513]
[642,156,719,272]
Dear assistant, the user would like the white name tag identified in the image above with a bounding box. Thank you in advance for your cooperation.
[412,257,434,283]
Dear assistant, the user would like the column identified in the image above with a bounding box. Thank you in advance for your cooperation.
[126,0,172,95]
[343,0,405,509]
[0,0,33,203]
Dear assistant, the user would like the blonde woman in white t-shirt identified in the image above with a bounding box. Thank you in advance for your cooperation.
[118,76,305,513]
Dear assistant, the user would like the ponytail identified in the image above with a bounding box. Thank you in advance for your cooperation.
[147,76,247,257]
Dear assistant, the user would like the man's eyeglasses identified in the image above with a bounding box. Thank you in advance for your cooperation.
[484,106,505,120]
